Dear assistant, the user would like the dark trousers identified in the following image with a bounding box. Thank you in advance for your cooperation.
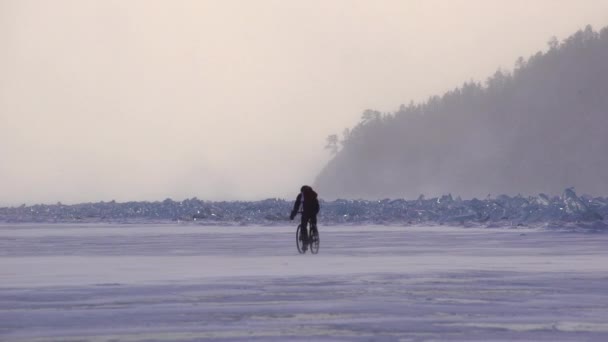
[300,214,317,242]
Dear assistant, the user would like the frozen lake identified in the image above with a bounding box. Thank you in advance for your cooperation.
[1,224,608,341]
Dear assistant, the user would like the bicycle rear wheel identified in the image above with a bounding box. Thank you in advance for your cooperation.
[296,224,306,254]
[309,225,320,254]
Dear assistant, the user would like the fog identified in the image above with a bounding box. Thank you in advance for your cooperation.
[1,0,608,205]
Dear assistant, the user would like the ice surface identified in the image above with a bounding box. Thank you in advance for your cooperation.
[2,224,608,341]
[1,188,606,228]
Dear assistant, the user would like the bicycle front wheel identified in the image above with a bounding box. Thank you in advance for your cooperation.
[296,224,306,254]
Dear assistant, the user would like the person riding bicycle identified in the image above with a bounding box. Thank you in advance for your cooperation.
[290,185,320,251]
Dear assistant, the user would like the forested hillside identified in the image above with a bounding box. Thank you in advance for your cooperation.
[315,25,608,199]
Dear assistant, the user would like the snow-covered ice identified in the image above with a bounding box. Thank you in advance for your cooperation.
[1,224,608,341]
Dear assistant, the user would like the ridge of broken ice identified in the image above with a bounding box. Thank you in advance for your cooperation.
[1,188,606,228]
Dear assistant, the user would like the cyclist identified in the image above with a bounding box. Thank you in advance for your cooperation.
[290,185,320,251]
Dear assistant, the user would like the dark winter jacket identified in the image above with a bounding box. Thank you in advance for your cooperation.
[290,187,320,219]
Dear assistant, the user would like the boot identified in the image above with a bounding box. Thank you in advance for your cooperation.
[300,233,308,251]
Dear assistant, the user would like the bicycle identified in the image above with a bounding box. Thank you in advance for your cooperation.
[296,221,320,254]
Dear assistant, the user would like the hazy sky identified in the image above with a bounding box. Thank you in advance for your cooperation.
[1,0,607,205]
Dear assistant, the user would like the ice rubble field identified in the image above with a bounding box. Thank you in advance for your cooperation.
[3,188,607,228]
[2,224,608,341]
